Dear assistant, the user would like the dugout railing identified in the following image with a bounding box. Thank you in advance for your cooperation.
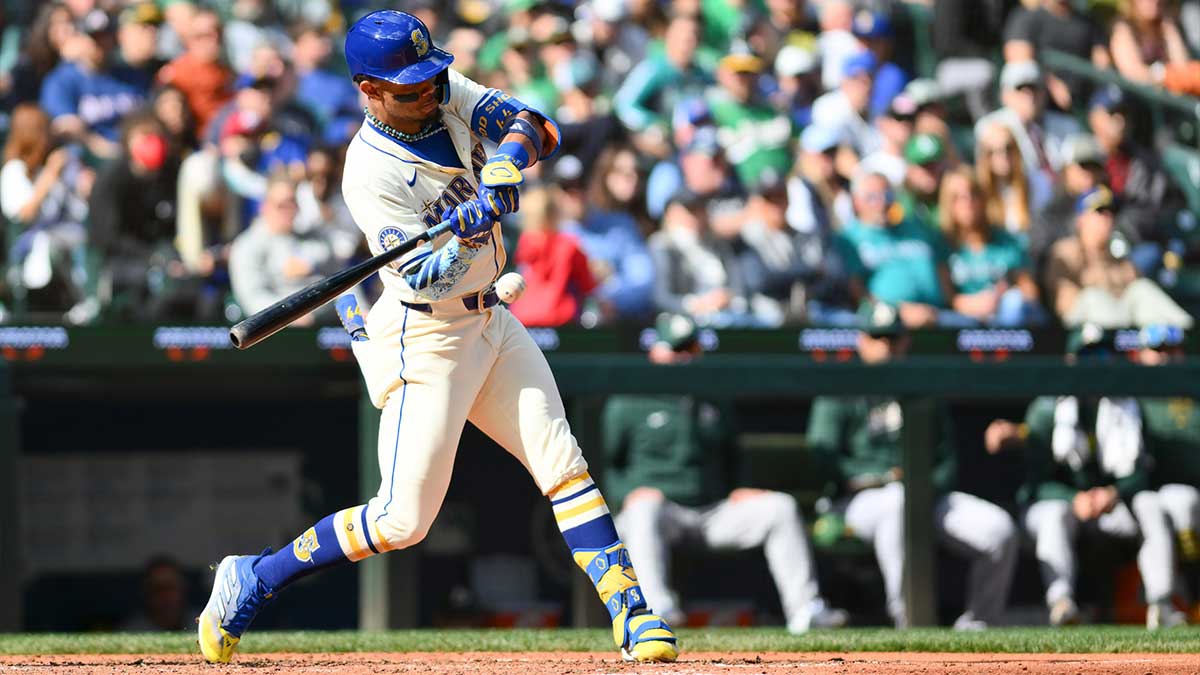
[3,325,1200,631]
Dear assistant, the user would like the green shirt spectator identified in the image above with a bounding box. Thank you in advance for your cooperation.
[897,133,947,232]
[707,52,795,188]
[603,395,739,509]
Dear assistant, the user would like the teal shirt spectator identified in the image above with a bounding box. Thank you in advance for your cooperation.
[838,217,948,307]
[613,43,710,133]
[947,229,1030,295]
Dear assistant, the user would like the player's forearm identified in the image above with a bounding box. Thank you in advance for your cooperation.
[495,112,558,170]
[402,238,483,300]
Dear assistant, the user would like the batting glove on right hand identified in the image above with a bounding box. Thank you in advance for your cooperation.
[443,199,494,247]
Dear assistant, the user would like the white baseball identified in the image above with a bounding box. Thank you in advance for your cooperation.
[495,272,526,304]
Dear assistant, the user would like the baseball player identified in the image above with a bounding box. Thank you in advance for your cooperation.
[805,303,1019,629]
[1133,330,1200,566]
[198,11,678,664]
[606,314,848,634]
[986,330,1186,630]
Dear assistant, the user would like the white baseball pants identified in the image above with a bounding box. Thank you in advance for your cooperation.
[1023,491,1175,606]
[843,482,1018,625]
[615,491,820,631]
[351,298,589,552]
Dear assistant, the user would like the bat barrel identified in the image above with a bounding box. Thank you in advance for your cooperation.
[228,220,451,349]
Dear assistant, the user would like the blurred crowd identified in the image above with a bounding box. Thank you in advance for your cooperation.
[0,0,1198,329]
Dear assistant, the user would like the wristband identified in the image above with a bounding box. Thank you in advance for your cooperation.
[503,116,544,160]
[496,141,531,170]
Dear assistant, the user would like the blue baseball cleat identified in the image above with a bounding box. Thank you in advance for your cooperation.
[336,294,369,341]
[197,552,274,663]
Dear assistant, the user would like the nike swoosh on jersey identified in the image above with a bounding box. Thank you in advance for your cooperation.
[406,170,417,186]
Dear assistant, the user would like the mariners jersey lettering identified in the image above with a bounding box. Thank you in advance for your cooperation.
[342,69,505,304]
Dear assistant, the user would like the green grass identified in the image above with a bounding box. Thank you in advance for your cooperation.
[1,627,1199,656]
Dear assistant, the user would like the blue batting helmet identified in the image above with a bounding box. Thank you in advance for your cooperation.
[345,10,454,86]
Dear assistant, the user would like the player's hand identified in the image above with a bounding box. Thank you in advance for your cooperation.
[479,154,523,216]
[985,420,1021,455]
[1090,486,1119,515]
[623,486,665,509]
[728,488,769,503]
[443,199,494,246]
[1072,491,1097,521]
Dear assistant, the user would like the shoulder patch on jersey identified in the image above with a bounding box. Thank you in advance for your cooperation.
[378,227,407,251]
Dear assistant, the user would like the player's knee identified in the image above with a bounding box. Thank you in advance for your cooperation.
[984,511,1019,557]
[1132,490,1165,518]
[1039,499,1075,533]
[618,489,668,529]
[373,512,434,550]
[760,491,801,524]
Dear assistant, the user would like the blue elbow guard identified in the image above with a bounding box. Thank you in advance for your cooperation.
[472,90,560,159]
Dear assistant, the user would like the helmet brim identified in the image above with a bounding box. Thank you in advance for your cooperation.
[378,48,455,85]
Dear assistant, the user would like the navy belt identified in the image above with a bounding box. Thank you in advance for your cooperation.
[402,289,500,314]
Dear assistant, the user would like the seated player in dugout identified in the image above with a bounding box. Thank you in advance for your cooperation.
[604,314,849,634]
[198,11,678,665]
[805,301,1019,630]
[986,327,1191,630]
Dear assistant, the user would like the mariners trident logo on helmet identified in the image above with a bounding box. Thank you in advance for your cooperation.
[345,10,453,89]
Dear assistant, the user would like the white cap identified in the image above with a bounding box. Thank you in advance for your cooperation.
[589,0,627,22]
[1000,60,1041,90]
[775,44,818,78]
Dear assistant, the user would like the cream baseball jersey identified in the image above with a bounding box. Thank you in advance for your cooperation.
[342,68,511,305]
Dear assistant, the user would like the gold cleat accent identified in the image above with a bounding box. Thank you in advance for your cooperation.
[573,545,679,662]
[197,607,240,664]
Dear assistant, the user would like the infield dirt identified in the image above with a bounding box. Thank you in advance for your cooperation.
[1,652,1198,674]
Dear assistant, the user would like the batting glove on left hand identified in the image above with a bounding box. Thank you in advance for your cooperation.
[443,199,495,247]
[478,154,524,216]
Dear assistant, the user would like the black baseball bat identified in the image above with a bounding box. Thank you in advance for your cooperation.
[229,220,452,350]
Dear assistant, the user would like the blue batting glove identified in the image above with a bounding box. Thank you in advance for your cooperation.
[335,294,368,342]
[478,153,524,216]
[443,199,494,246]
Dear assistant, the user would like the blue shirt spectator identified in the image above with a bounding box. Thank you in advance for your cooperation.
[552,153,656,319]
[563,209,656,318]
[291,24,362,146]
[40,12,147,152]
[41,61,146,141]
[850,10,910,119]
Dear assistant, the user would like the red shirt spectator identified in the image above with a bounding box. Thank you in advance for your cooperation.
[509,226,597,328]
[157,9,232,136]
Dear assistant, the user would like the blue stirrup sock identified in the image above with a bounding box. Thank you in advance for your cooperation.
[253,505,385,592]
